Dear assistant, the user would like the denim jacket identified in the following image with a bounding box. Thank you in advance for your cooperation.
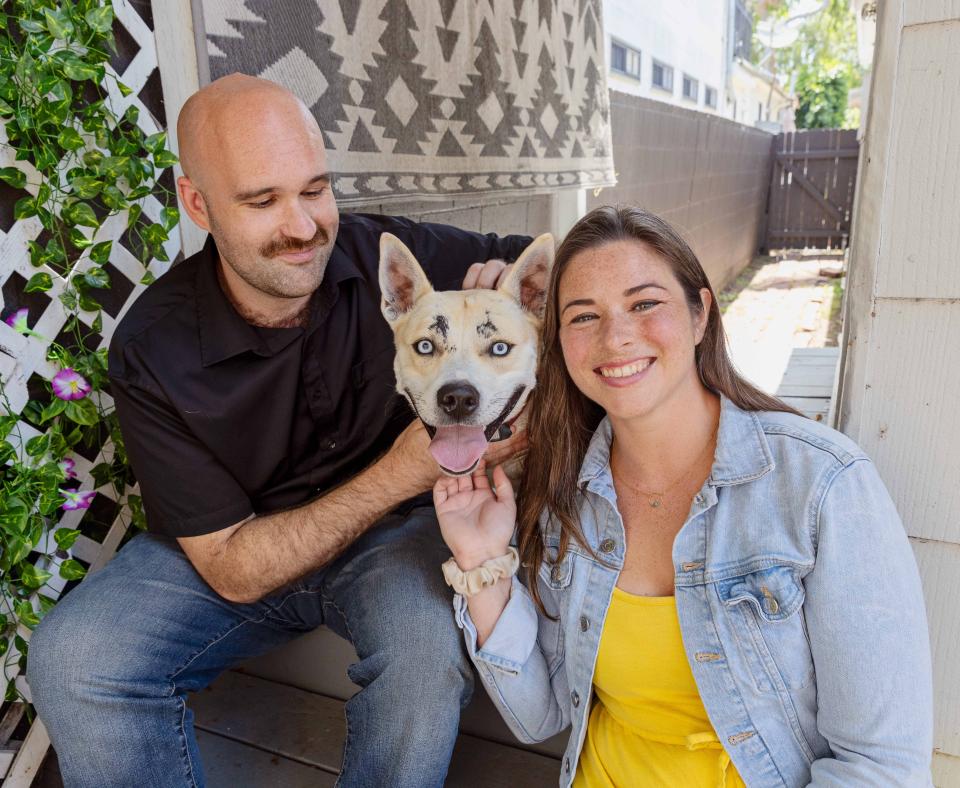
[454,397,933,787]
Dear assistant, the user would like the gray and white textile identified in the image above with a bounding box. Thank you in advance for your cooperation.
[199,0,616,204]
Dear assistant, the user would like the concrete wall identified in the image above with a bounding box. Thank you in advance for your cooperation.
[589,90,773,288]
[837,3,960,785]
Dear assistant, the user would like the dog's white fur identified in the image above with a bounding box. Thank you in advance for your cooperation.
[379,232,554,476]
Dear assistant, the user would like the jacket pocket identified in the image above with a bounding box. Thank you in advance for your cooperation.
[716,564,815,692]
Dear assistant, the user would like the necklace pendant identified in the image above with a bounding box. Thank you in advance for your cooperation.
[649,497,662,509]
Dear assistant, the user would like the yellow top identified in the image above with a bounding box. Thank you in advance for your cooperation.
[573,587,746,788]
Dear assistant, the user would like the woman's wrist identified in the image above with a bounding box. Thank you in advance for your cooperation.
[452,545,512,571]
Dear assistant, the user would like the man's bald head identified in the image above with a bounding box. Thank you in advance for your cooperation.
[177,73,323,192]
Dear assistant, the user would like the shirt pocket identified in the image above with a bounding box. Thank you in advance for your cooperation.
[716,564,815,693]
[536,541,573,675]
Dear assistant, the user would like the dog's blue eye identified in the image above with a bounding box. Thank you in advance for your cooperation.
[415,339,435,355]
[490,341,511,357]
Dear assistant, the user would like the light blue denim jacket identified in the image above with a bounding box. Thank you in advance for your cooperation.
[454,397,933,787]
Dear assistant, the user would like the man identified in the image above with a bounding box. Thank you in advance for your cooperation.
[28,74,530,787]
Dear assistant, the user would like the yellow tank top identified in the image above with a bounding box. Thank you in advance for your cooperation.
[573,587,746,788]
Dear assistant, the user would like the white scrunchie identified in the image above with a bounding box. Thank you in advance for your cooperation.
[442,547,520,597]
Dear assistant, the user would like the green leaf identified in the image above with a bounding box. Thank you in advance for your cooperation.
[62,59,100,82]
[154,150,179,169]
[92,312,102,332]
[59,287,78,310]
[43,8,74,40]
[19,19,45,34]
[70,175,102,199]
[66,201,99,228]
[40,398,68,423]
[85,5,115,33]
[90,462,112,488]
[19,563,52,589]
[100,184,125,210]
[143,223,169,246]
[140,270,156,286]
[15,600,40,628]
[57,126,84,151]
[69,227,95,250]
[0,167,26,189]
[83,266,110,289]
[83,149,104,169]
[78,290,102,312]
[127,494,147,530]
[24,272,53,293]
[13,196,38,220]
[126,203,142,228]
[59,559,87,581]
[144,132,167,154]
[53,528,81,551]
[116,81,133,97]
[64,398,98,426]
[7,537,32,567]
[161,206,180,232]
[25,433,49,457]
[89,240,113,264]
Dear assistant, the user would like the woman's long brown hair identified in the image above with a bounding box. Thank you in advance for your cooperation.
[517,205,800,615]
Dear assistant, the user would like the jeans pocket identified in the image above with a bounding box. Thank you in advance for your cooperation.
[716,564,815,693]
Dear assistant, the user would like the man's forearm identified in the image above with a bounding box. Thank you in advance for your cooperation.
[211,451,427,603]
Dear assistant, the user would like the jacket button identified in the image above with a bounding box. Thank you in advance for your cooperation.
[599,538,615,553]
[695,493,705,504]
[323,438,337,450]
[550,565,562,583]
[571,690,580,707]
[564,757,571,774]
[580,615,589,631]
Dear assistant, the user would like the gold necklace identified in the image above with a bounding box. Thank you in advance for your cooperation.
[611,434,716,509]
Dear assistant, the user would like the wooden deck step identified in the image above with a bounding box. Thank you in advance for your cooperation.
[775,346,840,422]
[192,671,561,787]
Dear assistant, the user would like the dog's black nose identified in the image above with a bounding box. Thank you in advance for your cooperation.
[437,382,480,419]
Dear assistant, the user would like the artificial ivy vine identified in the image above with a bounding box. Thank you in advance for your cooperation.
[0,0,178,703]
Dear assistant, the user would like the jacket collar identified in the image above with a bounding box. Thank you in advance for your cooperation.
[578,394,775,489]
[195,234,361,367]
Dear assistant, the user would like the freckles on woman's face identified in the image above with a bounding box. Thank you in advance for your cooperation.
[556,240,707,420]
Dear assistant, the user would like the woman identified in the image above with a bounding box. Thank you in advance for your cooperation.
[433,206,933,787]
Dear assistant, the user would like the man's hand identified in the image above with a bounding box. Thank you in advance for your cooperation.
[462,260,512,289]
[380,419,442,495]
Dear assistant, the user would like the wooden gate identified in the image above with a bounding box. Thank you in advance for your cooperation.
[764,129,860,250]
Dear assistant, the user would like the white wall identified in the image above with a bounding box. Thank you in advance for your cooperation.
[838,2,960,784]
[602,0,728,115]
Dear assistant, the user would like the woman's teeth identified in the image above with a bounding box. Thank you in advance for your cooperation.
[598,359,652,378]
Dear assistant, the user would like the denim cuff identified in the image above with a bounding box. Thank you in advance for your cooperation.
[454,576,539,674]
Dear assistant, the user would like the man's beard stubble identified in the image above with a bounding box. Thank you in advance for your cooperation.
[209,209,335,300]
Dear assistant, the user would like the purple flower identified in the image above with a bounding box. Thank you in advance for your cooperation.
[60,489,96,511]
[51,368,91,401]
[4,308,29,334]
[59,457,78,480]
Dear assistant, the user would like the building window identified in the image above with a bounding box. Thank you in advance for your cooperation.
[705,86,718,109]
[757,101,763,121]
[682,74,699,102]
[652,59,673,92]
[610,39,641,80]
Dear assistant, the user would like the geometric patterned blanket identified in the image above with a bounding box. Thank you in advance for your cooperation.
[199,0,616,204]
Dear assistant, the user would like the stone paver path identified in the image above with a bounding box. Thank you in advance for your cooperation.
[720,253,844,395]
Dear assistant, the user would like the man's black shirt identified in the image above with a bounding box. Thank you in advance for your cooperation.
[108,213,532,537]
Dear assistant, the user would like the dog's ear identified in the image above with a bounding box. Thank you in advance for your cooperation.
[379,233,433,322]
[498,233,554,317]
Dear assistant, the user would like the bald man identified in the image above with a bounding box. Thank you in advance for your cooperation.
[28,74,531,787]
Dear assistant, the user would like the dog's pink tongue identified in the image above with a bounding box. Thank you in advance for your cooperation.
[429,426,489,473]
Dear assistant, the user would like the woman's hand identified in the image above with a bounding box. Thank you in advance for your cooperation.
[433,460,515,570]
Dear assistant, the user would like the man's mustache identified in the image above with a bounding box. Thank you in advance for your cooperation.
[261,227,329,258]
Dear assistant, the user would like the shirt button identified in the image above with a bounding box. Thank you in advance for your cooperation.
[599,538,615,553]
[323,438,337,450]
[695,493,705,504]
[579,615,589,632]
[571,690,580,707]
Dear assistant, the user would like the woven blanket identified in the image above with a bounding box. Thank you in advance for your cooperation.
[199,0,616,204]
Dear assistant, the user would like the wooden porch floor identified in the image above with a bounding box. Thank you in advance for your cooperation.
[774,346,841,423]
[191,671,560,787]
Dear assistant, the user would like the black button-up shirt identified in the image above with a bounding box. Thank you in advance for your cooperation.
[108,213,531,538]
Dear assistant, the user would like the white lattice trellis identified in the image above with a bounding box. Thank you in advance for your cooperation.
[0,2,179,782]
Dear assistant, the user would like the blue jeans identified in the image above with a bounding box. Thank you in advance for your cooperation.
[27,504,473,787]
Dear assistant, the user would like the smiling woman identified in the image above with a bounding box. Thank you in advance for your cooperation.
[433,206,934,787]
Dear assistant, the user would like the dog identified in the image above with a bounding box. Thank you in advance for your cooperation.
[378,232,554,477]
